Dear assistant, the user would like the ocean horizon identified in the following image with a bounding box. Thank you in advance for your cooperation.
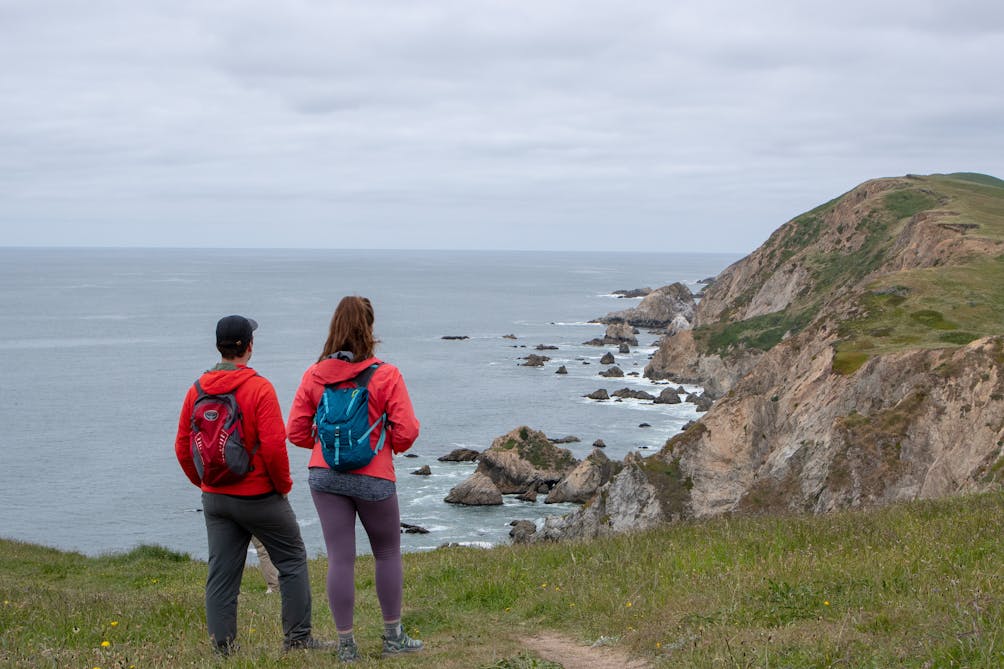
[0,247,739,560]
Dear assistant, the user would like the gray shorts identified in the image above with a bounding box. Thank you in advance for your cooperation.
[308,467,396,501]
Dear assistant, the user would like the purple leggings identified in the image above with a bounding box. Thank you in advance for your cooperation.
[310,489,403,632]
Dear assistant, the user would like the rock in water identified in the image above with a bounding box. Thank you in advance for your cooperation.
[444,472,503,506]
[438,448,480,462]
[521,354,550,367]
[516,488,538,503]
[445,426,579,505]
[653,387,682,404]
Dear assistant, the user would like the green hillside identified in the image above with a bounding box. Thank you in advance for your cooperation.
[2,492,1002,668]
[692,173,1004,373]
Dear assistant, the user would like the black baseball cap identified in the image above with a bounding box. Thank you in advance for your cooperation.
[216,315,258,347]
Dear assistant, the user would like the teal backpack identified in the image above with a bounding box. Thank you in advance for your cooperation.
[314,364,386,471]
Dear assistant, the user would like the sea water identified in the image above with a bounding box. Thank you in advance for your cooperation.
[0,248,738,559]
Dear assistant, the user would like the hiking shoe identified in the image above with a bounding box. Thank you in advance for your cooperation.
[382,630,424,656]
[213,640,239,657]
[337,640,360,662]
[283,636,337,652]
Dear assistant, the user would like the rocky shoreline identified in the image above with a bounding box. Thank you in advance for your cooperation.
[436,175,1004,549]
[434,282,708,544]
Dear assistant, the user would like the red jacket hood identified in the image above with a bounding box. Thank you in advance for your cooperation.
[196,365,259,394]
[310,357,383,385]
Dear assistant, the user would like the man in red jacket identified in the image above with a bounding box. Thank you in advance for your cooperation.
[175,315,330,655]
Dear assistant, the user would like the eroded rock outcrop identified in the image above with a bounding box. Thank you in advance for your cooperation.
[445,427,578,505]
[598,283,696,330]
[533,452,692,541]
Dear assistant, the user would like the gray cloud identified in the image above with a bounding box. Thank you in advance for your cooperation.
[1,0,1002,252]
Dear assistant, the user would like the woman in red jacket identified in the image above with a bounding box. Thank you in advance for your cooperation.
[287,296,422,662]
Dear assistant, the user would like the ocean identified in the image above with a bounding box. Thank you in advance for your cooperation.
[0,248,738,560]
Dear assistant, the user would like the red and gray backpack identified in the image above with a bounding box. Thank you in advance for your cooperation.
[189,380,258,486]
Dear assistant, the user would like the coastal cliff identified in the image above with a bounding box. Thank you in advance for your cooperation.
[540,173,1004,539]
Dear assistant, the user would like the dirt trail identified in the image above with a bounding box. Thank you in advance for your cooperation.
[523,633,652,669]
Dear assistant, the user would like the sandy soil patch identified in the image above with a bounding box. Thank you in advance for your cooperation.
[523,632,652,669]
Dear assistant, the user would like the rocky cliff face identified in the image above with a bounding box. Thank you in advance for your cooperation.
[670,333,1004,518]
[541,173,1004,540]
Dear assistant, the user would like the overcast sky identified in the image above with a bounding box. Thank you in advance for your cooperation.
[1,1,1002,253]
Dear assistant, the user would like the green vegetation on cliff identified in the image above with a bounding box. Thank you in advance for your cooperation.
[3,492,1002,668]
[692,173,1004,371]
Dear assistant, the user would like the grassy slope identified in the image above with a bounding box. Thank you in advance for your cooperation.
[3,492,1003,668]
[833,175,1004,371]
[693,173,1004,372]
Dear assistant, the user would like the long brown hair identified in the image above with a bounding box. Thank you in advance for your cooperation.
[318,296,376,363]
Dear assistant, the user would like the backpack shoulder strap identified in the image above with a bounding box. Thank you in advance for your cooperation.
[350,363,382,388]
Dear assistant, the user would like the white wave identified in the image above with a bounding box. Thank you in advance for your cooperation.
[428,468,477,481]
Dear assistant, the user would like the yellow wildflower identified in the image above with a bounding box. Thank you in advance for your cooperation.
[101,641,111,647]
[110,621,119,627]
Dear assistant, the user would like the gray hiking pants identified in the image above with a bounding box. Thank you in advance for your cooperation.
[202,492,312,649]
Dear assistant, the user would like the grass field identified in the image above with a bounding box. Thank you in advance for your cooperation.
[3,491,1003,668]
